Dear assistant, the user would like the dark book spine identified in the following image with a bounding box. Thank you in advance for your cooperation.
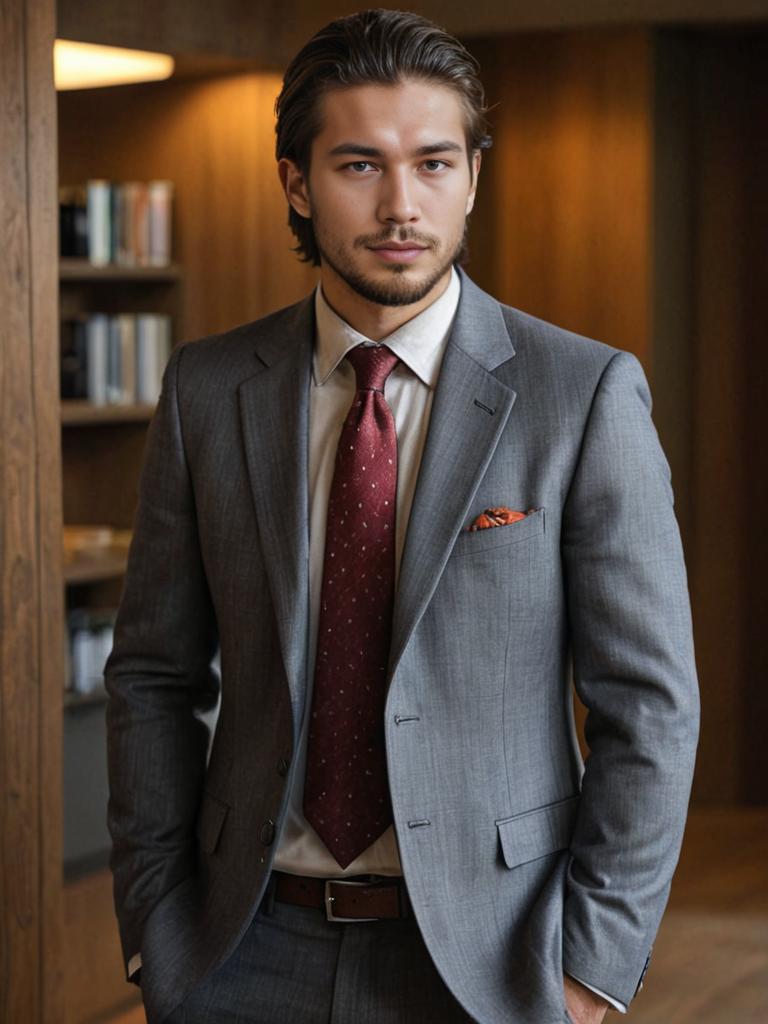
[60,318,88,399]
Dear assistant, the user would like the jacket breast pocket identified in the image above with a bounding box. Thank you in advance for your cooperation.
[495,794,578,869]
[452,507,545,558]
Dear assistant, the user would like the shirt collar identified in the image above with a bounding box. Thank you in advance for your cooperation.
[313,266,461,388]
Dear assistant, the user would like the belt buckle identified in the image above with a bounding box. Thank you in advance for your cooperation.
[324,879,379,923]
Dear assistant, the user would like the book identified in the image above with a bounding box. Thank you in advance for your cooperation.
[66,607,117,696]
[61,178,173,266]
[60,313,171,405]
[136,313,172,403]
[86,180,111,266]
[59,185,88,258]
[60,316,88,399]
[85,313,109,406]
[148,181,173,267]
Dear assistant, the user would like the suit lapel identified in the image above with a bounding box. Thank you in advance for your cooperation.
[389,274,517,680]
[238,296,314,732]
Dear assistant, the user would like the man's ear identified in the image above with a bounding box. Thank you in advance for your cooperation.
[278,158,311,218]
[466,150,482,215]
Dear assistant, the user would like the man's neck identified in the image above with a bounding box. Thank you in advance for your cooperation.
[319,267,452,342]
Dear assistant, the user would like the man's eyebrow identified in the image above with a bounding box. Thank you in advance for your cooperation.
[327,141,464,158]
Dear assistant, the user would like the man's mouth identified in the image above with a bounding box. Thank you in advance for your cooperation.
[368,241,429,263]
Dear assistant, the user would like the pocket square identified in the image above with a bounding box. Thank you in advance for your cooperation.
[465,506,535,532]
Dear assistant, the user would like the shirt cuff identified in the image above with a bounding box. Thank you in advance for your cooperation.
[567,974,628,1013]
[128,952,143,978]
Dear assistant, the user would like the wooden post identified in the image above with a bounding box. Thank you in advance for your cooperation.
[0,0,64,1019]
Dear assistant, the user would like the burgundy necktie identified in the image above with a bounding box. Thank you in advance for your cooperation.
[304,344,400,869]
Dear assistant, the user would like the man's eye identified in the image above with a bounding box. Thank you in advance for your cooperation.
[423,160,447,172]
[348,161,375,172]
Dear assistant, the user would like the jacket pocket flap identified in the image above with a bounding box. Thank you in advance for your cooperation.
[195,791,229,854]
[496,795,578,869]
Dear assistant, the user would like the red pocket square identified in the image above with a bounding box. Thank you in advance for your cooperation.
[466,506,535,531]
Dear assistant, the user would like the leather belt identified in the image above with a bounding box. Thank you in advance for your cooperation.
[272,871,411,922]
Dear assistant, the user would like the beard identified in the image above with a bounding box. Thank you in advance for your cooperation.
[313,222,468,308]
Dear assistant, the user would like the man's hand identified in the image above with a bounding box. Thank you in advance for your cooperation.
[563,975,609,1024]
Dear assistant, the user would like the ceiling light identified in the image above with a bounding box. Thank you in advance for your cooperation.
[54,40,174,91]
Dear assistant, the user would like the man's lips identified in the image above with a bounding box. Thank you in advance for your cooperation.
[368,242,428,263]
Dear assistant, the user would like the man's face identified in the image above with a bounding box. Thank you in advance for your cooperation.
[281,78,480,308]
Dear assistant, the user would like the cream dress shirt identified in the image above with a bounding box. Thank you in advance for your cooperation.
[272,267,461,878]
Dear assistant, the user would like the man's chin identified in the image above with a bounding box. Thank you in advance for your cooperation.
[335,264,451,308]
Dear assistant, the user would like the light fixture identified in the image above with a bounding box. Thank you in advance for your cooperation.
[54,40,175,91]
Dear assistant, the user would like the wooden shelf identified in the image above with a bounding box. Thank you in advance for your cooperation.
[61,401,156,426]
[59,259,182,282]
[64,549,128,585]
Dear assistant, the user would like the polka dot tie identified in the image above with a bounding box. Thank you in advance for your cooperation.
[303,344,400,869]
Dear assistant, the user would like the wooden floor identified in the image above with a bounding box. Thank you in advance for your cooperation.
[103,808,768,1024]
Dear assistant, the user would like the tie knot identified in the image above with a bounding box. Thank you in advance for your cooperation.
[346,344,400,393]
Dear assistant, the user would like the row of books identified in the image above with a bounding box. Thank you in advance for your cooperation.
[59,179,174,267]
[65,608,116,697]
[60,313,172,406]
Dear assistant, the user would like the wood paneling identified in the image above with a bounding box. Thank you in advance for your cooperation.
[58,73,317,343]
[0,0,64,1020]
[56,0,282,65]
[469,30,653,365]
[686,33,768,805]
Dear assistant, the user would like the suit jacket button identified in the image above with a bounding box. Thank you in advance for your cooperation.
[277,758,290,777]
[259,818,275,846]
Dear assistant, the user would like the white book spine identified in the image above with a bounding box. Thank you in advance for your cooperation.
[148,180,173,267]
[86,180,111,266]
[86,313,109,406]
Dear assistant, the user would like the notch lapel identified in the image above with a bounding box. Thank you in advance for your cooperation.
[389,276,517,680]
[238,297,314,732]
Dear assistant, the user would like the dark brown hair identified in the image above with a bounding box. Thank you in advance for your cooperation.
[274,8,492,265]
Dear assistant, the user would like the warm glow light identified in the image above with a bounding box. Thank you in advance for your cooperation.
[54,40,174,90]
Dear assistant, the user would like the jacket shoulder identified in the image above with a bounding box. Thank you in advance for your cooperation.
[173,293,314,381]
[500,302,623,373]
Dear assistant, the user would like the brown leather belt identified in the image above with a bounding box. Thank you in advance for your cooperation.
[272,871,411,922]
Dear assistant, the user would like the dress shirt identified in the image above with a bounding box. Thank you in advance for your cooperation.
[272,267,461,878]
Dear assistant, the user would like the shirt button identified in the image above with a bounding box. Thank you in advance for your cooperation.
[277,757,290,777]
[259,818,275,846]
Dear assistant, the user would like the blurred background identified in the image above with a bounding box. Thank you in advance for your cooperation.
[1,0,767,1021]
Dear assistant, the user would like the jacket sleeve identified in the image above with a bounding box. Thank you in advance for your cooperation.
[560,351,699,1007]
[105,341,220,972]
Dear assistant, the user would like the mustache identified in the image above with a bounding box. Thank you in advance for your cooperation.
[354,228,439,250]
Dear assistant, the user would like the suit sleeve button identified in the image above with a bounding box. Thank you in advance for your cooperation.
[277,758,290,777]
[259,818,275,846]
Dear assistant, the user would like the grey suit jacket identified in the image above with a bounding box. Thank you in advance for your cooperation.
[105,270,699,1024]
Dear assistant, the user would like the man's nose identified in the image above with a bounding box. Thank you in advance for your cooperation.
[376,169,420,224]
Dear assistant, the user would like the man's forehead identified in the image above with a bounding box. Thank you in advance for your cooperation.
[314,79,468,146]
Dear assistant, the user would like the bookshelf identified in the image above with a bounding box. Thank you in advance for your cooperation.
[61,400,156,425]
[59,258,182,281]
[58,178,183,1022]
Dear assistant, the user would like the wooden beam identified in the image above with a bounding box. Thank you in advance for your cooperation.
[0,0,64,1019]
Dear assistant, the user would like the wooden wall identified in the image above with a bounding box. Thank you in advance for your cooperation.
[0,0,64,1020]
[469,30,653,365]
[684,32,768,804]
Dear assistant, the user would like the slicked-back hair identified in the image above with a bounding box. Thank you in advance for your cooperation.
[275,8,492,266]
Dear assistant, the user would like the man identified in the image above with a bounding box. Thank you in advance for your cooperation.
[106,10,699,1024]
